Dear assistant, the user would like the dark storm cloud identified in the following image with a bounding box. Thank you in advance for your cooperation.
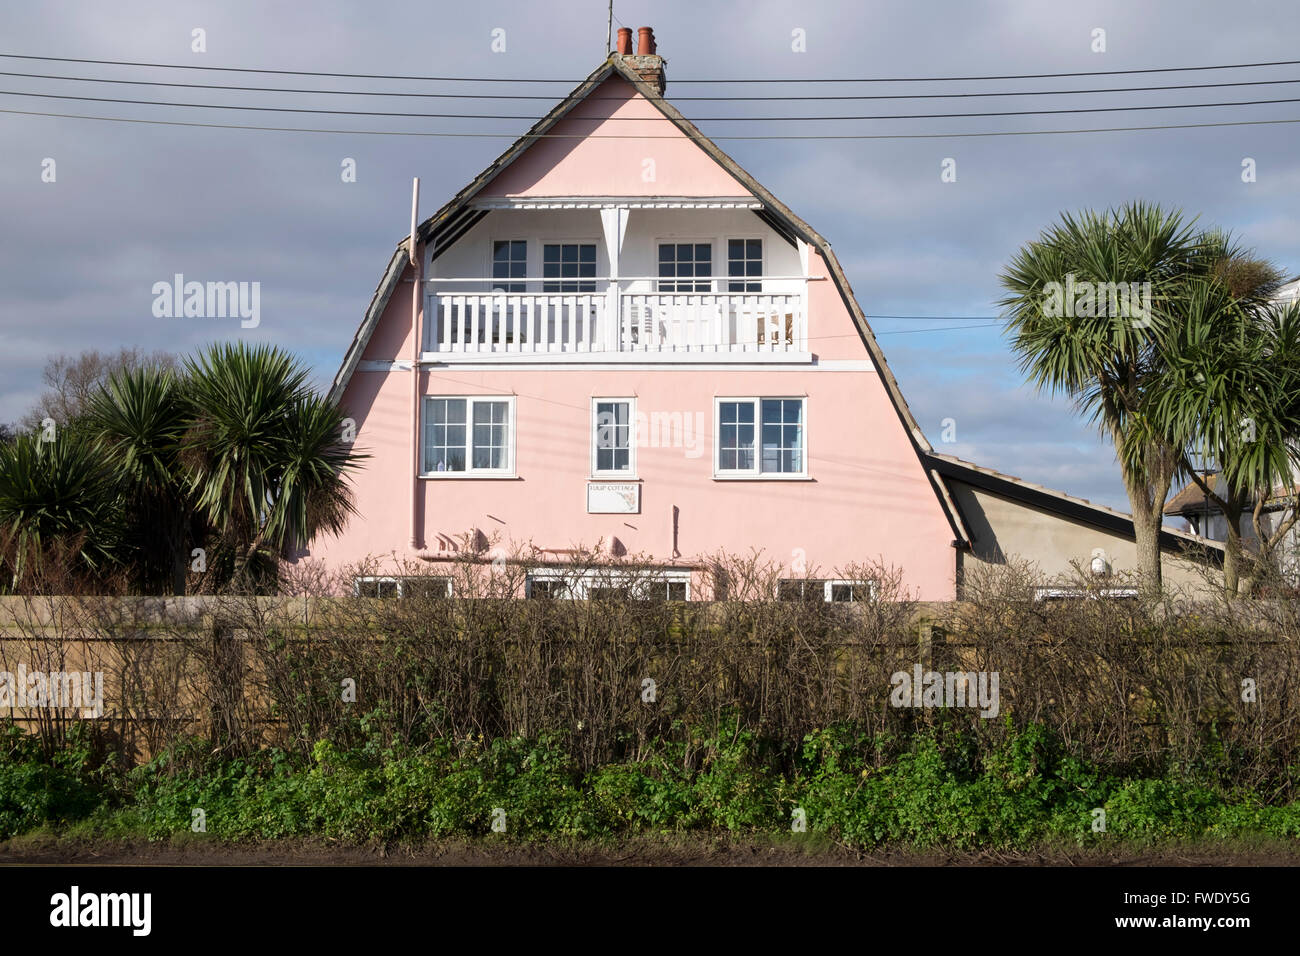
[1,0,1297,518]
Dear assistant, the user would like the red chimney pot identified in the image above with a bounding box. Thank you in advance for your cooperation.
[637,26,656,55]
[615,27,633,56]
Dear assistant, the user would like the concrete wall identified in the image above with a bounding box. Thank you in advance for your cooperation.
[950,482,1218,595]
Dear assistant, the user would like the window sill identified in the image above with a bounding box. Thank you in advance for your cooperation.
[712,474,812,481]
[589,475,641,482]
[419,473,519,480]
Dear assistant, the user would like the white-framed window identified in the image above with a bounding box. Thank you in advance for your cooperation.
[714,397,806,478]
[657,241,713,292]
[777,579,875,602]
[1033,587,1139,602]
[491,239,527,292]
[825,579,875,602]
[591,398,636,477]
[727,238,763,292]
[354,576,453,598]
[526,567,690,601]
[421,396,515,477]
[542,242,598,292]
[777,578,824,601]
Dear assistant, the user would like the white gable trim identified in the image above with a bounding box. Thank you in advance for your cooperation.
[472,196,762,210]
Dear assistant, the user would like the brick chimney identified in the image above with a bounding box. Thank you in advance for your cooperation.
[618,25,666,94]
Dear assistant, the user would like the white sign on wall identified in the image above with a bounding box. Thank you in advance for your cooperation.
[587,482,641,514]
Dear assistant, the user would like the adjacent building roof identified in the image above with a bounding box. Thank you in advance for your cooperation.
[1165,472,1300,516]
[929,452,1224,554]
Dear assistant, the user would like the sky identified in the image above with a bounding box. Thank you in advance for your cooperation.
[1,0,1298,514]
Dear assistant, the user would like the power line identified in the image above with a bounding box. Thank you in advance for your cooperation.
[4,105,1298,139]
[4,68,1300,102]
[4,86,1299,121]
[863,319,1003,327]
[1,51,1298,84]
[875,322,1003,335]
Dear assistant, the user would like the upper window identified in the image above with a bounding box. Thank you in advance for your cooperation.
[658,242,713,292]
[492,240,527,293]
[422,396,514,476]
[715,397,806,477]
[543,243,597,292]
[728,239,762,292]
[592,398,635,476]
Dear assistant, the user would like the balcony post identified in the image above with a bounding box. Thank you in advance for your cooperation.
[797,238,811,351]
[599,206,629,350]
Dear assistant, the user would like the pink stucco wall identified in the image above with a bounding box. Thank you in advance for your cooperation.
[309,253,956,599]
[306,74,958,600]
[481,77,750,198]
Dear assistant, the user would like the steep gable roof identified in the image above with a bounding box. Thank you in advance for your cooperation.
[328,53,969,545]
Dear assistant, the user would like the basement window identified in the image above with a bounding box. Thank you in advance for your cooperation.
[355,576,399,599]
[526,568,691,601]
[778,579,874,602]
[778,579,826,602]
[1033,587,1139,602]
[354,576,452,598]
[826,579,875,602]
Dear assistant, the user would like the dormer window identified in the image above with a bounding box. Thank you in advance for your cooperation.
[728,239,763,292]
[492,240,527,292]
[658,242,713,292]
[543,243,597,292]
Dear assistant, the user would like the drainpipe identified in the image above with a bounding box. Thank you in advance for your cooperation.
[409,178,422,550]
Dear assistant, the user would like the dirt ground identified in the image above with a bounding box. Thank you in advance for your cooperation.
[3,834,1298,866]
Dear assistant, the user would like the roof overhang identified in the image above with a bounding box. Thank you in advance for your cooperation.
[470,196,763,210]
[928,452,1225,556]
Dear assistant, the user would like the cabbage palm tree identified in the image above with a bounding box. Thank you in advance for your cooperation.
[1153,287,1300,593]
[1143,220,1296,593]
[181,343,364,589]
[87,364,196,593]
[0,429,123,591]
[999,201,1200,594]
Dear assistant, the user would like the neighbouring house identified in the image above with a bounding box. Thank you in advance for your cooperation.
[1164,473,1299,583]
[308,26,1222,601]
[1158,279,1300,585]
[930,454,1221,597]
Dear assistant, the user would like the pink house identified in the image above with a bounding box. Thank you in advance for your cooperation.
[309,28,988,602]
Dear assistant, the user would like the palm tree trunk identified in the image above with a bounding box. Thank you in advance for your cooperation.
[1129,500,1164,597]
[1221,516,1242,595]
[1185,472,1245,596]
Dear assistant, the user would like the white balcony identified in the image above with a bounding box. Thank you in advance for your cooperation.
[423,285,808,362]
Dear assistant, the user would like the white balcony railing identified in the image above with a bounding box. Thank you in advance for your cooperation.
[426,288,806,357]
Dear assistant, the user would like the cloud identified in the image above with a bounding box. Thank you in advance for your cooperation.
[0,0,1296,526]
